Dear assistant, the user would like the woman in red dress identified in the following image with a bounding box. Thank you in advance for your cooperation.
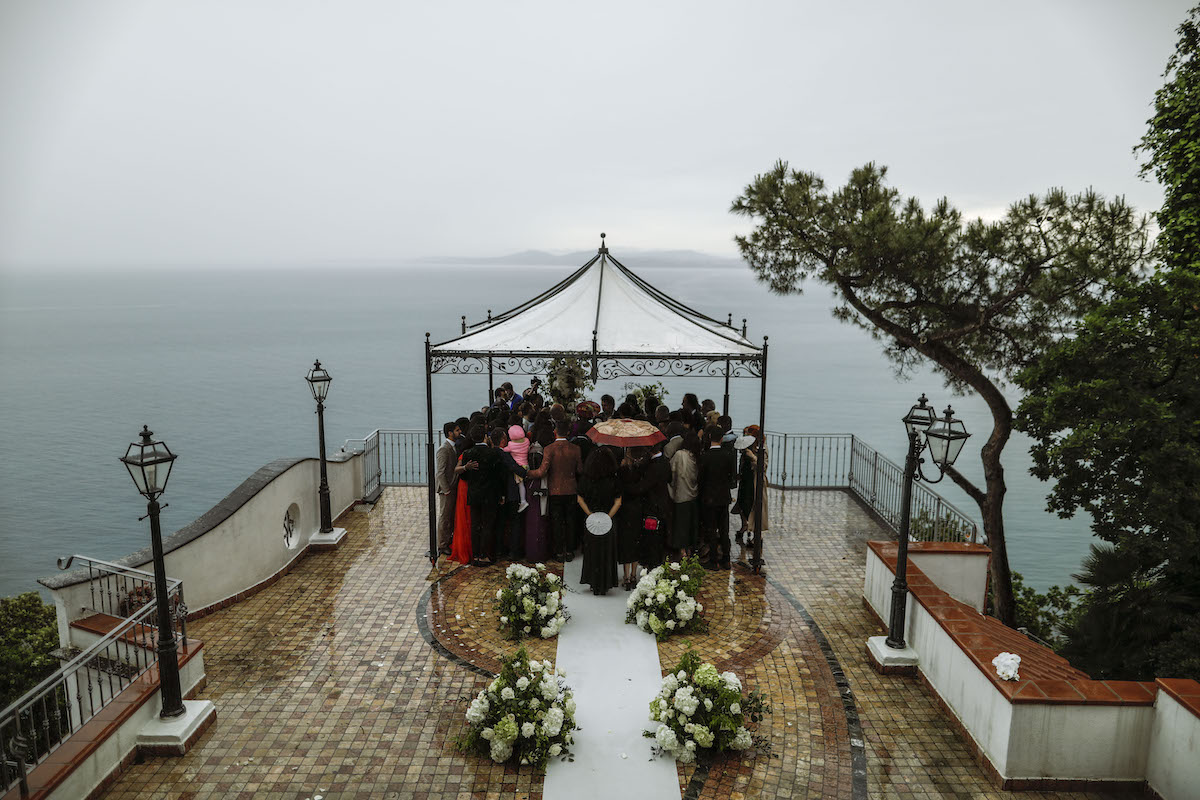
[450,453,473,564]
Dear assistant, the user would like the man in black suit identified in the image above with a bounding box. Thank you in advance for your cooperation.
[494,428,529,560]
[698,424,736,569]
[599,394,616,421]
[459,424,506,565]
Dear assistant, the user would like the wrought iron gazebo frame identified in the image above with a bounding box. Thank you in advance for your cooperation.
[422,239,770,572]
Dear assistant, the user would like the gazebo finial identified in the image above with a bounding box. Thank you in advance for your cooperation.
[598,232,608,254]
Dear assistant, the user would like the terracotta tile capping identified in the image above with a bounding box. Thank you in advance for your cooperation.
[867,539,1157,707]
[1,638,204,800]
[1155,678,1200,718]
[904,541,992,555]
[69,614,160,651]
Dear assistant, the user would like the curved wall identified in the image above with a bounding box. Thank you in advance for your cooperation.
[41,451,365,619]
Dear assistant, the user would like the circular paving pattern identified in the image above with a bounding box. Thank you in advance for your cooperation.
[420,563,562,675]
[422,561,865,798]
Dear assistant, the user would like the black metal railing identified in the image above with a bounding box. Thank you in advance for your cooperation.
[764,432,979,543]
[355,428,979,543]
[0,558,186,797]
[359,429,428,496]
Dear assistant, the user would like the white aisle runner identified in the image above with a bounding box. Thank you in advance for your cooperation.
[543,557,682,800]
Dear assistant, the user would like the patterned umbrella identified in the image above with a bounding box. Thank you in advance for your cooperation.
[586,418,665,447]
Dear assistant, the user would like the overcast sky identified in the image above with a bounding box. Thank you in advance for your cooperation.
[0,0,1191,270]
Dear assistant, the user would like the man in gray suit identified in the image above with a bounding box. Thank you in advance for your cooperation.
[435,420,462,555]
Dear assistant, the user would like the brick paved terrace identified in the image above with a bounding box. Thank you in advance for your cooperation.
[95,487,1112,800]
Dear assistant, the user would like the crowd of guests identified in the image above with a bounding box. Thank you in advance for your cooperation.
[434,380,768,596]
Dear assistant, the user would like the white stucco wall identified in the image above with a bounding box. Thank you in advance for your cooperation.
[864,545,1161,786]
[1006,703,1153,781]
[48,452,363,622]
[908,551,989,613]
[46,650,206,800]
[863,546,896,624]
[862,545,1016,776]
[1146,690,1200,800]
[158,454,359,611]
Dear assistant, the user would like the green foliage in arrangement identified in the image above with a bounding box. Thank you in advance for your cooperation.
[1015,6,1200,681]
[1,592,60,709]
[456,647,577,769]
[626,556,707,641]
[543,356,595,409]
[494,563,568,641]
[621,380,669,409]
[730,157,1150,627]
[646,648,769,763]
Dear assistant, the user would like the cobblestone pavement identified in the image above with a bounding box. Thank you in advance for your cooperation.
[97,487,1108,800]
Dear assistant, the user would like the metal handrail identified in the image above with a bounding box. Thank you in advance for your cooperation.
[763,431,979,543]
[0,581,184,795]
[1,599,159,719]
[55,554,181,591]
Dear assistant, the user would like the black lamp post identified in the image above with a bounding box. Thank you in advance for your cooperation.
[120,425,186,719]
[306,360,334,534]
[885,396,971,650]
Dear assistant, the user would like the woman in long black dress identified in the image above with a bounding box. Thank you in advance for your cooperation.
[628,440,672,570]
[617,448,646,590]
[733,429,757,546]
[577,448,622,595]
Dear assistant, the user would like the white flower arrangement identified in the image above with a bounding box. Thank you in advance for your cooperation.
[457,647,577,769]
[496,563,569,641]
[992,652,1021,681]
[625,555,706,641]
[544,356,595,408]
[646,649,769,763]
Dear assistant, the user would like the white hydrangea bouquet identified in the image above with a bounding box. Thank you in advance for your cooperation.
[496,563,568,641]
[457,647,578,769]
[625,555,706,640]
[646,649,770,764]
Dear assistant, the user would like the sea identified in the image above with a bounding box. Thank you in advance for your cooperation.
[0,259,1094,597]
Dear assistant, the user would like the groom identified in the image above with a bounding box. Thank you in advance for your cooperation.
[435,420,462,556]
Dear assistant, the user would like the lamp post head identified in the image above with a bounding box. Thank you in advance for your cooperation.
[925,405,970,470]
[902,393,936,438]
[120,425,176,499]
[306,359,331,402]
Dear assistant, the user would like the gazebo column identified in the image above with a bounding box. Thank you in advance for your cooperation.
[424,333,438,566]
[591,331,599,382]
[723,314,733,416]
[723,358,731,417]
[752,337,769,573]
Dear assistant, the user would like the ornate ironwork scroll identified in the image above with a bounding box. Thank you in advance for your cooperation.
[594,356,762,379]
[429,350,762,379]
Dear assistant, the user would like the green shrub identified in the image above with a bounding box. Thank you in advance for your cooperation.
[1,593,59,708]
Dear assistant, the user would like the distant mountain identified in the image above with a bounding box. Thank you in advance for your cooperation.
[417,248,744,269]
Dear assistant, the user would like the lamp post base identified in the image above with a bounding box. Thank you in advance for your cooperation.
[309,526,346,551]
[866,635,918,676]
[137,700,217,757]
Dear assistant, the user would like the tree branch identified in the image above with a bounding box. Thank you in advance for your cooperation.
[944,465,986,506]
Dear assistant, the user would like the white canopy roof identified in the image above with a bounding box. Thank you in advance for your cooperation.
[433,248,760,358]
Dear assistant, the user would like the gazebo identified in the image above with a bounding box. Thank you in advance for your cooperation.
[422,235,769,569]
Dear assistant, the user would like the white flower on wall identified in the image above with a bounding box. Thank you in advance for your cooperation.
[992,652,1021,681]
